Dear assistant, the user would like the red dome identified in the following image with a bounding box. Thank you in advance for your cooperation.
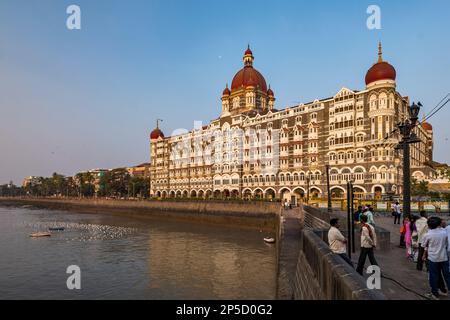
[267,87,274,97]
[245,47,253,56]
[365,61,396,85]
[231,67,267,92]
[422,121,433,131]
[222,86,231,96]
[150,128,164,140]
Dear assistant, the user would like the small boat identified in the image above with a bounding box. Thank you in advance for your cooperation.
[30,232,51,238]
[49,227,65,231]
[263,237,276,244]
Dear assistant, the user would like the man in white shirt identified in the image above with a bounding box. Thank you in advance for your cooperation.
[328,218,353,267]
[416,211,429,271]
[423,216,450,300]
[356,215,379,275]
[446,221,450,259]
[393,201,402,225]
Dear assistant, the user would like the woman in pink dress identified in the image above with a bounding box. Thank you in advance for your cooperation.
[404,216,412,258]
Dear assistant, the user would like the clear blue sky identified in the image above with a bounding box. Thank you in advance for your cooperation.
[1,0,449,184]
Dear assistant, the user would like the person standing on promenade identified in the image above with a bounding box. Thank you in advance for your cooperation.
[328,218,353,267]
[365,205,375,226]
[416,211,429,271]
[393,201,402,225]
[354,206,363,224]
[423,216,450,300]
[399,216,408,248]
[445,220,450,266]
[356,215,379,275]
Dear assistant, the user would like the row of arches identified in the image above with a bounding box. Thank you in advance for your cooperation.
[152,184,388,200]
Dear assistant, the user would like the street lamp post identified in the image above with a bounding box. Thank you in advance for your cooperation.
[306,174,310,204]
[325,164,332,214]
[396,102,422,218]
[346,180,354,258]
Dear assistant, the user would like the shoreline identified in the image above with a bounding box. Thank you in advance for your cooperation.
[0,197,280,233]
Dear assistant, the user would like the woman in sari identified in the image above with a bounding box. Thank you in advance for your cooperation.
[404,216,412,258]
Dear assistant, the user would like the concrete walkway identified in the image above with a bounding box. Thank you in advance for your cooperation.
[352,215,449,300]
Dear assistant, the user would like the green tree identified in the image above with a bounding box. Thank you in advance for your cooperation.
[411,178,429,196]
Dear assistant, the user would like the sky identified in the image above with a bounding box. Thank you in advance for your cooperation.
[1,0,449,184]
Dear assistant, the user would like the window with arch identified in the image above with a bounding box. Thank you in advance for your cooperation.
[357,150,365,160]
[356,134,364,143]
[356,118,364,126]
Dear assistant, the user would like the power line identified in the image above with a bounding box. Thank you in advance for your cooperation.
[424,97,450,122]
[424,93,450,120]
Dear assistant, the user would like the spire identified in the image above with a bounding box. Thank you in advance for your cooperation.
[244,45,254,67]
[378,41,383,63]
[156,118,163,129]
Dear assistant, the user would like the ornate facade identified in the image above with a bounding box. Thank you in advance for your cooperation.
[149,44,434,203]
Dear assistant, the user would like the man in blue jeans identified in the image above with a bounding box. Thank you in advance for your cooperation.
[423,216,450,300]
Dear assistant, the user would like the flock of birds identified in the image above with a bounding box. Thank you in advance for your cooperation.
[26,221,137,241]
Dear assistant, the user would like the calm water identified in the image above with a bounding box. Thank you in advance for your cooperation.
[0,206,276,300]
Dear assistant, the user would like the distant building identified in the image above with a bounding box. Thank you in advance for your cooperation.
[127,163,151,179]
[74,169,108,193]
[149,44,434,202]
[22,176,41,188]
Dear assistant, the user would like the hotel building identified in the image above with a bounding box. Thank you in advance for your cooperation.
[149,44,434,203]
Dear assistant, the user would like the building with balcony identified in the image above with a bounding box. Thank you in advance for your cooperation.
[149,44,434,203]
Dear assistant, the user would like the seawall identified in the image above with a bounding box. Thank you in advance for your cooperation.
[276,205,385,300]
[0,197,279,232]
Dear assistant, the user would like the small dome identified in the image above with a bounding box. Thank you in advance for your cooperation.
[267,87,274,97]
[222,85,231,96]
[150,128,164,140]
[365,42,397,86]
[245,47,253,56]
[422,121,433,131]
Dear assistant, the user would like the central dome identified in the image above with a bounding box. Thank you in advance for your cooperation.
[231,67,268,92]
[230,46,268,92]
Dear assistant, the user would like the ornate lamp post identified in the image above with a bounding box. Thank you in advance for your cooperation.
[396,102,422,218]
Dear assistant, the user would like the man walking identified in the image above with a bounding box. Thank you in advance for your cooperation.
[365,205,375,226]
[416,211,429,271]
[423,216,450,300]
[393,201,402,225]
[328,218,353,267]
[354,206,363,224]
[356,215,379,275]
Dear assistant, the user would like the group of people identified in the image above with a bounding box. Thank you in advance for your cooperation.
[353,205,376,226]
[329,209,378,275]
[398,210,450,300]
[283,199,293,210]
[328,205,450,300]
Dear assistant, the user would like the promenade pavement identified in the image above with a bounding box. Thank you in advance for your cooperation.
[350,214,450,300]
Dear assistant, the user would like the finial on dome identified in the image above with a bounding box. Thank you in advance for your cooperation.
[156,118,163,129]
[244,45,254,67]
[378,41,383,63]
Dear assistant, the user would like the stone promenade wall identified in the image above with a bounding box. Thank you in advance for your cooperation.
[288,205,386,300]
[293,229,385,300]
[0,197,280,231]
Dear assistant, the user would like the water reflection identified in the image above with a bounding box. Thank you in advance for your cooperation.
[0,206,276,299]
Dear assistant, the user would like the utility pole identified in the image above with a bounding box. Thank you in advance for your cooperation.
[395,102,421,218]
[346,180,353,258]
[326,164,332,213]
[306,174,310,204]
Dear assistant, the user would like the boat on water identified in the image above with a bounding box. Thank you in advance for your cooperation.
[49,227,65,231]
[263,237,276,244]
[30,232,51,238]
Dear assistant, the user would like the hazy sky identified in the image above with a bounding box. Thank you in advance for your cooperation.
[1,0,450,184]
